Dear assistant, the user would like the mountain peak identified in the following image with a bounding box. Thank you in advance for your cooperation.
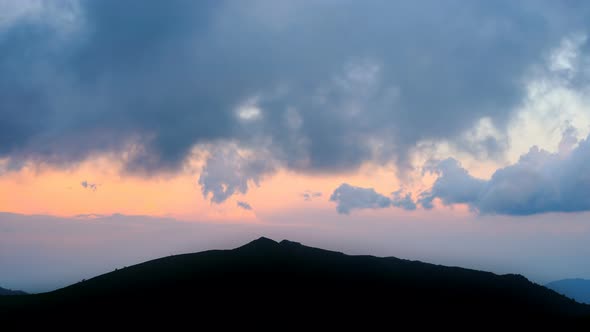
[236,237,279,251]
[253,236,277,244]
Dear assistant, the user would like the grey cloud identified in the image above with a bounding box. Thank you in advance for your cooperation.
[418,159,486,209]
[330,183,392,214]
[391,189,417,211]
[80,180,97,191]
[198,145,276,203]
[419,130,590,215]
[302,190,322,201]
[237,201,252,211]
[558,124,579,155]
[1,0,589,190]
[330,184,417,214]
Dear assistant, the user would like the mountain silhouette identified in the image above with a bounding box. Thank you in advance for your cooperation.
[1,237,589,327]
[547,279,590,304]
[0,287,26,296]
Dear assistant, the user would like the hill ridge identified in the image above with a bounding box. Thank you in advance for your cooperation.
[1,238,589,324]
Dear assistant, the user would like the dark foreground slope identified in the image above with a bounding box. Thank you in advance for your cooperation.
[1,238,589,326]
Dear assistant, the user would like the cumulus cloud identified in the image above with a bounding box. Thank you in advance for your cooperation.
[236,201,252,211]
[302,190,322,201]
[330,183,418,214]
[198,144,276,204]
[419,128,590,215]
[330,183,392,215]
[391,189,417,211]
[80,180,97,191]
[418,159,486,210]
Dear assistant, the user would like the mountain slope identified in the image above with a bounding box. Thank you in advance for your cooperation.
[0,287,26,296]
[1,237,589,326]
[547,279,590,304]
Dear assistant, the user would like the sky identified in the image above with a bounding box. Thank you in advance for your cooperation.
[2,0,590,292]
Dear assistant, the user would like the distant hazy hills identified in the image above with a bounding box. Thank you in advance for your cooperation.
[546,279,590,304]
[0,287,26,296]
[1,237,589,326]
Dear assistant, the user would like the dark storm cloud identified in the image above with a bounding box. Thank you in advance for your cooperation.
[1,0,589,192]
[419,131,590,215]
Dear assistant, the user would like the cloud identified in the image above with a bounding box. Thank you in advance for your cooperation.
[418,159,486,210]
[391,189,417,211]
[198,144,276,203]
[302,190,322,201]
[5,1,590,207]
[330,183,392,215]
[330,184,417,214]
[80,180,97,191]
[236,201,252,211]
[419,128,590,215]
[0,0,80,33]
[1,0,588,180]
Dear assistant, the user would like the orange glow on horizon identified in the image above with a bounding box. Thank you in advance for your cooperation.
[0,155,473,222]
